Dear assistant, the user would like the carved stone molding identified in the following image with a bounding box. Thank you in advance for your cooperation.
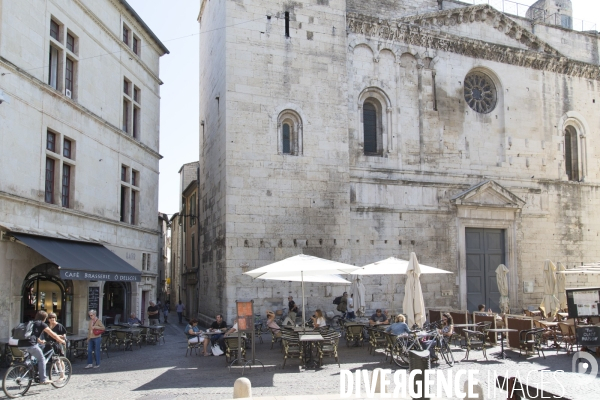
[346,5,600,81]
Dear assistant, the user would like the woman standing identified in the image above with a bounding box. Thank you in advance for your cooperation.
[45,312,67,379]
[85,309,105,369]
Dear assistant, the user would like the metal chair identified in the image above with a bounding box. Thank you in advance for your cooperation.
[114,331,132,351]
[269,327,282,349]
[281,331,303,369]
[185,335,201,356]
[129,330,143,349]
[100,334,110,359]
[461,329,488,361]
[224,336,246,363]
[366,327,387,355]
[382,332,398,364]
[519,328,546,358]
[318,331,340,367]
[114,314,121,324]
[557,322,578,354]
[344,324,364,347]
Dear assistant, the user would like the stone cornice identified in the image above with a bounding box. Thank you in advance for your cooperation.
[346,7,600,81]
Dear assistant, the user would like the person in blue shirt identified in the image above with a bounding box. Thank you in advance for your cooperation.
[386,314,411,335]
[127,313,142,325]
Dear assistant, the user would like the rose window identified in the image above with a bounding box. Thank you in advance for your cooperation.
[464,72,497,114]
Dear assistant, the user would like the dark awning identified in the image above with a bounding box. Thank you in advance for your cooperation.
[12,233,141,282]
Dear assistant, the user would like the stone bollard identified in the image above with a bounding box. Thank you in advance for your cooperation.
[463,379,484,399]
[233,377,252,398]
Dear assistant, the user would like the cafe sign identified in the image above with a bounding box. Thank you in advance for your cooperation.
[60,269,141,282]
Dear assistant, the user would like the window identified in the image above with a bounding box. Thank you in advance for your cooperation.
[65,58,74,94]
[133,106,140,138]
[124,79,130,95]
[130,190,137,224]
[142,253,147,271]
[121,165,128,182]
[63,138,72,158]
[48,46,59,89]
[277,109,303,155]
[47,131,56,152]
[50,20,59,41]
[285,11,290,37]
[565,126,579,181]
[120,185,127,222]
[123,25,129,45]
[191,234,196,267]
[133,87,139,103]
[131,170,138,187]
[189,193,196,226]
[61,164,71,207]
[45,158,55,203]
[464,71,497,114]
[363,102,377,154]
[133,36,139,55]
[123,99,130,132]
[66,33,75,52]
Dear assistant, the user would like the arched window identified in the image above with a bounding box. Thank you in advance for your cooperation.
[564,126,579,181]
[278,110,302,156]
[363,102,377,154]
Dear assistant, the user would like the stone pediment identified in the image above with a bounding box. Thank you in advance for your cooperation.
[346,6,600,81]
[400,4,562,57]
[450,180,525,209]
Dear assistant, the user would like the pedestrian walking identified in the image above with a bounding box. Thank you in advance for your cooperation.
[85,309,105,369]
[176,300,185,324]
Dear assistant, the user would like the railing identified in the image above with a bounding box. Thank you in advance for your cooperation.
[459,0,597,33]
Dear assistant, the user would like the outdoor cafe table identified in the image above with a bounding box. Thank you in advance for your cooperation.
[299,333,324,368]
[66,335,87,361]
[453,324,479,328]
[485,328,517,359]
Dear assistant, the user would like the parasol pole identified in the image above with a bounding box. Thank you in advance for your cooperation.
[302,270,306,333]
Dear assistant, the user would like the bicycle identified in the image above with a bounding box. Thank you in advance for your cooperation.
[421,328,455,367]
[391,330,423,368]
[2,346,72,398]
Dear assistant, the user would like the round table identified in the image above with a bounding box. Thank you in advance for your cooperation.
[486,328,517,359]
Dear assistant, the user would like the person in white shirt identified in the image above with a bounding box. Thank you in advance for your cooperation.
[312,309,327,328]
[346,294,356,320]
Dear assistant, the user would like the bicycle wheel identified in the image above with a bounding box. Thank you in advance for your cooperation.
[3,365,33,398]
[391,342,409,368]
[50,357,72,388]
[438,340,455,367]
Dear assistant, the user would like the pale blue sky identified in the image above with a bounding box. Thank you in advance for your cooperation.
[126,0,600,216]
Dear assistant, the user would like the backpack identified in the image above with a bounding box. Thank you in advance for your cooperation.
[333,296,342,305]
[12,321,34,340]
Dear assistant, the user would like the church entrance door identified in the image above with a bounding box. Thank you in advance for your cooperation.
[465,228,505,313]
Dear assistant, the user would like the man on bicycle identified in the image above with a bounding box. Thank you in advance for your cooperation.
[16,311,66,384]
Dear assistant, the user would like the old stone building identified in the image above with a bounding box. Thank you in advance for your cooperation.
[0,0,167,337]
[197,0,600,322]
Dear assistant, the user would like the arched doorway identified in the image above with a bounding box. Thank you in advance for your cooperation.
[21,263,73,331]
[102,281,130,323]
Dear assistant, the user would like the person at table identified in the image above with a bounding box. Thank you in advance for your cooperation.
[185,319,209,356]
[16,310,66,384]
[386,314,411,336]
[266,311,282,338]
[424,312,453,361]
[346,294,356,320]
[311,309,327,328]
[207,314,227,344]
[128,313,142,325]
[283,296,299,326]
[86,309,105,369]
[370,309,389,326]
[147,301,159,325]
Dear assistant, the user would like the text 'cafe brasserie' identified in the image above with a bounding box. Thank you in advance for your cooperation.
[2,232,143,338]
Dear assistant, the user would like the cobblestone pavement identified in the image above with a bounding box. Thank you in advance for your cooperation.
[1,321,599,399]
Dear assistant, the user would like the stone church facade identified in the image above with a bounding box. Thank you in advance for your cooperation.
[197,0,600,322]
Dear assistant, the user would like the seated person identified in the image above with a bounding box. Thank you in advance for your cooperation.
[311,309,326,328]
[369,309,389,326]
[207,314,227,344]
[127,313,142,325]
[185,319,210,356]
[386,314,411,335]
[424,313,453,361]
[266,311,282,337]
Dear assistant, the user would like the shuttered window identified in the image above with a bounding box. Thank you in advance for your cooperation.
[363,103,377,154]
[565,127,579,181]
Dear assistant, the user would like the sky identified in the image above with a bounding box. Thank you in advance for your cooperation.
[126,0,600,216]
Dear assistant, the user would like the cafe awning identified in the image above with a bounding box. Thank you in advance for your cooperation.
[12,233,141,282]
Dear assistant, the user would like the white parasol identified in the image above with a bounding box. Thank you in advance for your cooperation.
[495,264,510,314]
[556,262,567,311]
[402,253,426,328]
[351,276,366,316]
[539,260,560,320]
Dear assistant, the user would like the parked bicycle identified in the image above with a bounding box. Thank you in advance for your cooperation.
[391,330,423,367]
[2,346,71,398]
[421,328,455,367]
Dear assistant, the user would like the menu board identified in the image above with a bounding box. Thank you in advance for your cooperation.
[566,288,600,317]
[236,301,253,331]
[576,326,600,346]
[87,287,100,316]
